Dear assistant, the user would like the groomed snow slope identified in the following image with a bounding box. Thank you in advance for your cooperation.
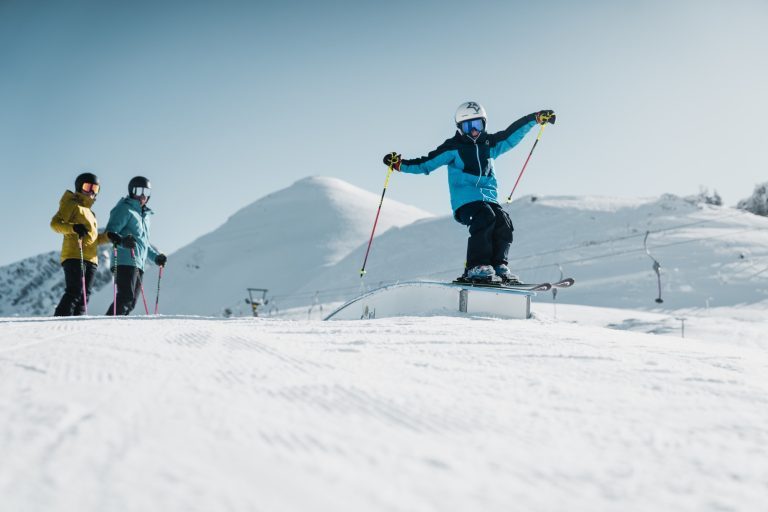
[2,315,767,512]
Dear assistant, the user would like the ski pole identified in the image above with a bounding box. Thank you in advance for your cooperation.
[359,157,396,277]
[154,266,164,315]
[131,248,150,315]
[505,117,551,203]
[112,244,118,316]
[77,238,88,315]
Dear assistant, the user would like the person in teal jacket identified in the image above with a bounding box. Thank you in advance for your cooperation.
[105,176,167,315]
[384,101,555,283]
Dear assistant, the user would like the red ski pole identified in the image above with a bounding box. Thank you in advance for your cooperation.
[505,116,552,202]
[359,158,396,277]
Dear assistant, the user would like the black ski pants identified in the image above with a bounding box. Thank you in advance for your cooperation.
[54,259,97,316]
[105,265,144,316]
[455,201,513,270]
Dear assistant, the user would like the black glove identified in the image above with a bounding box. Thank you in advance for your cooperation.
[383,152,402,171]
[107,232,122,246]
[72,224,89,239]
[121,235,137,249]
[155,254,167,267]
[535,110,556,125]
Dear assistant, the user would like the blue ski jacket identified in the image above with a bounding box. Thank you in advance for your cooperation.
[399,113,538,217]
[105,197,160,271]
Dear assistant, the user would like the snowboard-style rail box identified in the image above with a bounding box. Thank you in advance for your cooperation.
[324,280,537,320]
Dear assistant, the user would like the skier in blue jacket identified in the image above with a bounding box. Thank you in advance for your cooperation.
[105,176,167,315]
[384,101,555,283]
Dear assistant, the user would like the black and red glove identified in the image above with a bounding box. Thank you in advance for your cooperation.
[535,110,556,125]
[383,152,402,171]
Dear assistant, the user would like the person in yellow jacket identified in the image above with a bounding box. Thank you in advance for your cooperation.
[50,172,110,316]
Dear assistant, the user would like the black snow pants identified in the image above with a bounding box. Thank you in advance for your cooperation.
[54,259,97,316]
[105,265,144,316]
[455,201,513,270]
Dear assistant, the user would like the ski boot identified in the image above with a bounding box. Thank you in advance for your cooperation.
[466,265,501,283]
[494,264,522,285]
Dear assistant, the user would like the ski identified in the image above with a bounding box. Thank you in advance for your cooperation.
[452,276,575,292]
[551,278,575,288]
[452,277,553,292]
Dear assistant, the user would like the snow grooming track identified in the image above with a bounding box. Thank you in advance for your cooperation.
[1,316,768,512]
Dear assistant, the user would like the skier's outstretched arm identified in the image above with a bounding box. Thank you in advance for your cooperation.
[489,110,555,158]
[383,139,457,176]
[488,114,537,158]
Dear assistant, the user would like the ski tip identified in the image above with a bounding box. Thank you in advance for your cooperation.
[553,278,575,288]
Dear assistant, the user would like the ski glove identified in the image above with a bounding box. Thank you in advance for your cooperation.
[535,110,556,125]
[121,235,137,249]
[383,152,402,171]
[155,254,167,267]
[72,224,89,239]
[107,232,122,246]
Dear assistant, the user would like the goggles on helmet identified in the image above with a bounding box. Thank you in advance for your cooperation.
[131,186,151,198]
[81,182,100,195]
[460,118,485,134]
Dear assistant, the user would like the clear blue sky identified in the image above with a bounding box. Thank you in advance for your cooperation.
[1,0,767,266]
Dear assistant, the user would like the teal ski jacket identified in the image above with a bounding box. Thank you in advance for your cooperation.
[399,113,537,217]
[105,197,160,271]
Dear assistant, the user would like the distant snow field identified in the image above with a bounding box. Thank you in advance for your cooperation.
[2,311,767,512]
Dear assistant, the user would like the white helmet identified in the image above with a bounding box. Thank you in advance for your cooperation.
[455,101,487,125]
[455,101,487,135]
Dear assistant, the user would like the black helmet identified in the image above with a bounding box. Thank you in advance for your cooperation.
[74,172,100,195]
[128,176,151,199]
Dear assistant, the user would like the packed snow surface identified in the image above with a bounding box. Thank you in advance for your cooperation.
[2,312,767,512]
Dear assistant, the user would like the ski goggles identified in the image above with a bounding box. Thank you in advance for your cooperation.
[131,186,151,198]
[81,182,100,194]
[460,118,485,133]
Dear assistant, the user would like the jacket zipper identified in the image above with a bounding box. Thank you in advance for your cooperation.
[474,140,483,186]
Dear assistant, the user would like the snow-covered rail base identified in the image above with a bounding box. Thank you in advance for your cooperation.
[324,281,535,320]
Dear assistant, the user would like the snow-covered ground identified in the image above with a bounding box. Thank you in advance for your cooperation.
[2,309,767,512]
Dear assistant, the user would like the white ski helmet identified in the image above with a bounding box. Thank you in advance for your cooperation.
[455,101,487,128]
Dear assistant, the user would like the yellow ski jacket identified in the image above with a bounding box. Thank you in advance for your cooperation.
[50,190,110,264]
